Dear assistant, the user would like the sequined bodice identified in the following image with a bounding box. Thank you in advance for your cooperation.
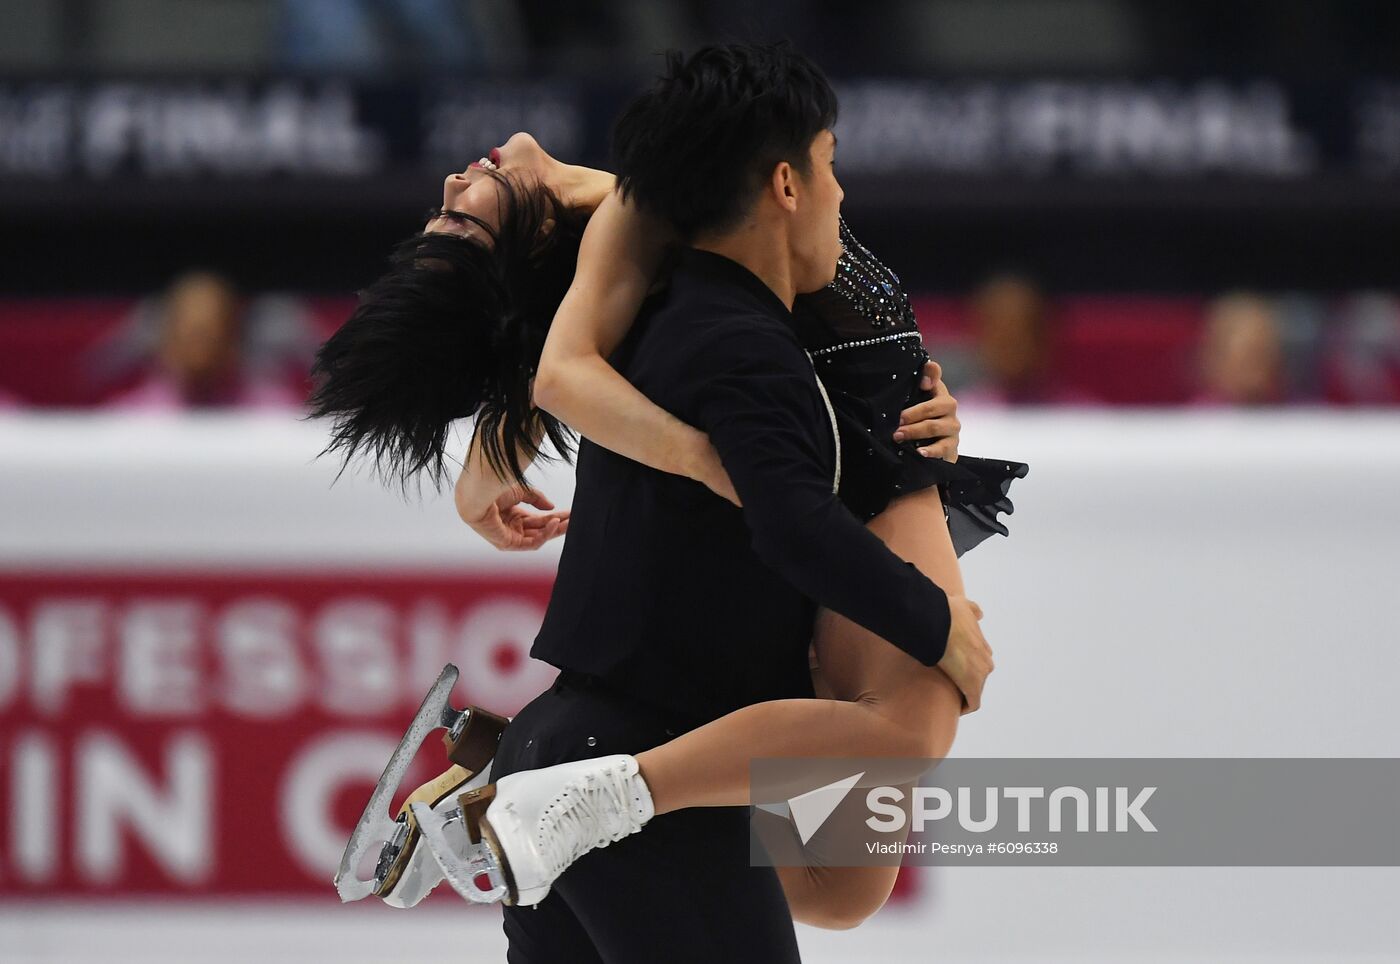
[792,216,923,355]
[787,217,936,521]
[826,216,918,331]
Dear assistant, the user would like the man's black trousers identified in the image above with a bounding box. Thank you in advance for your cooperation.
[494,672,802,963]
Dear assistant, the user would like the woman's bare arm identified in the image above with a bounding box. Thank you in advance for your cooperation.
[453,184,734,555]
[533,190,740,504]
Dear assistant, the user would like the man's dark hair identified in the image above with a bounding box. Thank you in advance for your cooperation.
[308,172,585,492]
[613,41,838,238]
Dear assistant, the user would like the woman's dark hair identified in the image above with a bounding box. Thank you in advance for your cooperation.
[308,171,586,492]
[613,41,838,238]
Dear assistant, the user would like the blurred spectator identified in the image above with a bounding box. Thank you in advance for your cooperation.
[1193,292,1287,406]
[1270,293,1329,402]
[1323,292,1400,405]
[106,271,306,411]
[958,274,1097,406]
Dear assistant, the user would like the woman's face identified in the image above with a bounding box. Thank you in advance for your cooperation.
[425,132,559,244]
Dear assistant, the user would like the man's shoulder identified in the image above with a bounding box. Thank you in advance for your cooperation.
[627,281,813,398]
[641,298,805,364]
[687,314,809,376]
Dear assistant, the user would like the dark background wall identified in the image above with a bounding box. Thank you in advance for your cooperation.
[1,0,1397,296]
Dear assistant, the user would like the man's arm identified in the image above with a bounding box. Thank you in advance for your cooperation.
[687,319,952,668]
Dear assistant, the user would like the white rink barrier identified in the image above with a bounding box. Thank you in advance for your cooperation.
[1,410,1398,961]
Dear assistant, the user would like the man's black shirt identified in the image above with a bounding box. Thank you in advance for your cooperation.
[531,249,952,725]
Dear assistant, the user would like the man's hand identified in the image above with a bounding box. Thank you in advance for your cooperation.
[936,595,993,714]
[465,486,571,551]
[894,360,960,462]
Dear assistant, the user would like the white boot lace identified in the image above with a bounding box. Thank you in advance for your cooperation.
[532,763,646,878]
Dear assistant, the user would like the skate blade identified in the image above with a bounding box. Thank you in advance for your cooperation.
[379,763,493,908]
[410,799,512,905]
[334,664,464,902]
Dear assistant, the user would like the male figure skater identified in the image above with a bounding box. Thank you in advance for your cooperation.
[479,43,993,961]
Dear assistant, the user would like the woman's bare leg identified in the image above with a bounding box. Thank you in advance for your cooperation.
[775,489,964,927]
[635,488,963,808]
[635,487,965,927]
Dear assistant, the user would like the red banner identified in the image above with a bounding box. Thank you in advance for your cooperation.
[0,569,919,903]
[0,569,559,897]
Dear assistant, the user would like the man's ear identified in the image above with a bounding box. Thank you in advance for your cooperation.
[770,161,800,212]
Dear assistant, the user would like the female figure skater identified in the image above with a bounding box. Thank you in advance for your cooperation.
[312,131,1026,928]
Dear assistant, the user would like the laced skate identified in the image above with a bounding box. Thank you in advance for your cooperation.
[333,664,509,906]
[413,753,655,907]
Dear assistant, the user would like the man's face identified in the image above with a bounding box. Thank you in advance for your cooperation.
[790,129,844,294]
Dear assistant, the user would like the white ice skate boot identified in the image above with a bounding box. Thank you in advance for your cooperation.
[413,753,654,907]
[334,664,509,907]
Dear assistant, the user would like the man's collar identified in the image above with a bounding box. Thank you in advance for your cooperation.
[674,248,794,324]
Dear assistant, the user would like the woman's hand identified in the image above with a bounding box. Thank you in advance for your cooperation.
[894,360,961,461]
[463,485,570,552]
[684,434,742,507]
